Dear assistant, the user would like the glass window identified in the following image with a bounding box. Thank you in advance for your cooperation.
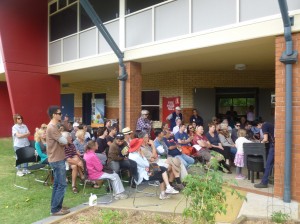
[59,0,67,9]
[218,97,256,117]
[69,0,77,4]
[80,0,119,31]
[50,4,78,41]
[50,2,57,14]
[126,0,165,14]
[142,91,160,121]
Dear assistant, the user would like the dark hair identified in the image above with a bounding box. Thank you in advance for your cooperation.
[115,132,125,140]
[154,128,163,136]
[47,105,60,119]
[97,127,107,136]
[13,114,23,124]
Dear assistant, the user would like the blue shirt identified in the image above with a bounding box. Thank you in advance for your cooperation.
[174,131,190,146]
[205,132,220,146]
[261,122,275,143]
[163,137,182,157]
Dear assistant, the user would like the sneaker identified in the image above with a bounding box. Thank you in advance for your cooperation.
[235,175,246,180]
[254,183,268,188]
[17,170,24,177]
[22,169,31,175]
[159,193,171,200]
[165,186,179,194]
[114,193,128,200]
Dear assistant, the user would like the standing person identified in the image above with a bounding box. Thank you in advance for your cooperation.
[189,109,204,126]
[254,121,275,188]
[46,106,69,216]
[166,106,183,130]
[136,110,152,135]
[12,114,32,176]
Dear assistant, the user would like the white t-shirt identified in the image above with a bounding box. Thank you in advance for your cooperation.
[12,124,30,148]
[235,137,252,154]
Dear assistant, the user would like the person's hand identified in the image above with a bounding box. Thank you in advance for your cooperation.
[148,139,154,146]
[145,167,149,172]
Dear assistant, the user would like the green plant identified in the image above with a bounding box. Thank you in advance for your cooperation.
[99,209,123,224]
[271,211,290,223]
[182,156,246,224]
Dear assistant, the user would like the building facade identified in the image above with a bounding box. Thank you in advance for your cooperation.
[1,0,300,201]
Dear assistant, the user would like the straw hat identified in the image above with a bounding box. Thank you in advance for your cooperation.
[122,127,132,135]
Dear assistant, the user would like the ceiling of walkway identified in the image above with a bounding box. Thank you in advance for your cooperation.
[58,36,276,83]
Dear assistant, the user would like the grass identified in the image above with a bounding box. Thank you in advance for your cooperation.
[0,138,101,224]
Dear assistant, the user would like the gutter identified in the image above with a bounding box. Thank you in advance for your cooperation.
[277,0,298,203]
[80,0,127,130]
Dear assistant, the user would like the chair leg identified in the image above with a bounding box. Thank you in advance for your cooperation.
[251,171,254,183]
[248,169,250,180]
[256,172,259,179]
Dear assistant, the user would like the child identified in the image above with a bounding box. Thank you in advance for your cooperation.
[234,129,252,180]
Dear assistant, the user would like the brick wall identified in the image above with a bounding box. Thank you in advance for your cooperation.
[275,33,300,201]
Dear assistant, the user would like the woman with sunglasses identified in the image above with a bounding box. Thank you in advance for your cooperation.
[12,114,32,176]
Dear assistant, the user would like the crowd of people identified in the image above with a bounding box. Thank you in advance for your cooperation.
[11,105,275,216]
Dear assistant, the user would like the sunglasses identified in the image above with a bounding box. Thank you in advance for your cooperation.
[189,128,194,130]
[17,117,22,120]
[236,124,240,127]
[55,112,62,115]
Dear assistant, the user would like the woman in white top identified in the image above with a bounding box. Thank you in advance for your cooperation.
[12,114,32,176]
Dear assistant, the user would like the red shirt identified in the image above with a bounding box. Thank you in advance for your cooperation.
[193,134,209,151]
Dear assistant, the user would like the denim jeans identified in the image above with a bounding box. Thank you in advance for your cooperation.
[176,154,195,168]
[261,144,274,185]
[49,160,67,213]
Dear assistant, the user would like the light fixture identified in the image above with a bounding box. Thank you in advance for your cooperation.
[235,64,246,71]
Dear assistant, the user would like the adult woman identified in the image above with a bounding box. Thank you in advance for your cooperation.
[62,132,84,194]
[128,138,179,200]
[34,128,48,164]
[122,127,133,145]
[186,124,195,138]
[205,123,231,166]
[95,127,108,165]
[139,131,184,190]
[12,114,32,176]
[84,140,128,200]
[73,129,86,156]
[218,122,237,159]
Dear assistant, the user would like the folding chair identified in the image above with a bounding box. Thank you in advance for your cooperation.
[82,159,113,204]
[14,147,46,190]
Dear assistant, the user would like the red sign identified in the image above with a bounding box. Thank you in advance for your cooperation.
[162,97,181,121]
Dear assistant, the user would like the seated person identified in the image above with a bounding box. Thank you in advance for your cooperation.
[174,124,194,156]
[139,131,184,191]
[218,123,237,157]
[172,118,182,135]
[73,129,86,156]
[128,138,179,200]
[153,129,169,157]
[34,128,48,164]
[106,125,117,147]
[84,140,128,200]
[95,127,108,165]
[61,132,84,194]
[164,130,194,169]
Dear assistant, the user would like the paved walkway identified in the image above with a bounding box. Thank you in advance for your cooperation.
[33,182,299,224]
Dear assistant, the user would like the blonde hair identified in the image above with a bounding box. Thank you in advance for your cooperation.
[237,129,247,137]
[34,129,45,142]
[75,129,85,139]
[85,140,96,152]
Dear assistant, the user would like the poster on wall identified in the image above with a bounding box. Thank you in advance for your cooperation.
[162,97,181,121]
[91,97,105,128]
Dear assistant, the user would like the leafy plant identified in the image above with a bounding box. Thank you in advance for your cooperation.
[271,211,290,223]
[182,156,246,224]
[99,209,123,224]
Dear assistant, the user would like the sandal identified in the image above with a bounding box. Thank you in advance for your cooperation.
[72,186,78,194]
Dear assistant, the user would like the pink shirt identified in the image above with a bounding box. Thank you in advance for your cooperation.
[83,150,104,180]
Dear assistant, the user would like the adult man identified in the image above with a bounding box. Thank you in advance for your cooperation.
[46,106,69,216]
[136,110,152,135]
[167,106,183,130]
[254,121,275,188]
[172,117,182,135]
[189,109,204,126]
[175,124,194,156]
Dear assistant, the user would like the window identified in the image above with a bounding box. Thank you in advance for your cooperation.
[142,91,160,121]
[126,0,165,14]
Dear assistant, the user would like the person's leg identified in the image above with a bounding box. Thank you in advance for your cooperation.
[255,144,274,187]
[100,172,125,195]
[49,160,67,214]
[176,155,188,168]
[109,161,120,173]
[70,164,78,188]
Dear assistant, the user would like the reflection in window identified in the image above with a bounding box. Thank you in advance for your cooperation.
[80,0,119,31]
[50,4,77,41]
[218,97,255,116]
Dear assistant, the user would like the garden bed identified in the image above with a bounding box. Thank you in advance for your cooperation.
[233,215,300,224]
[53,207,192,224]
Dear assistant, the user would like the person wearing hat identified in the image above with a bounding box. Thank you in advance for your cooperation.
[71,122,80,141]
[122,127,133,145]
[138,131,184,191]
[128,138,179,200]
[166,106,183,130]
[136,110,152,135]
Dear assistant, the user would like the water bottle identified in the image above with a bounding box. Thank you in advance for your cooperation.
[89,193,97,206]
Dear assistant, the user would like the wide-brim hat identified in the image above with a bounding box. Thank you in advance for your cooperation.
[167,157,181,173]
[122,127,132,135]
[73,122,79,127]
[129,138,143,153]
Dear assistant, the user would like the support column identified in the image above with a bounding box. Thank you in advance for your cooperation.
[275,33,300,201]
[0,82,13,137]
[119,61,142,131]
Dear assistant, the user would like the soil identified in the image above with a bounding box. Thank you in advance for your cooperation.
[243,220,298,224]
[54,207,193,224]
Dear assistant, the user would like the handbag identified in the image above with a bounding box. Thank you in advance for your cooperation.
[148,163,161,176]
[102,165,114,174]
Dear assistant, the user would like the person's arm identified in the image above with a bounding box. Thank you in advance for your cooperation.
[35,142,47,158]
[108,145,123,161]
[13,126,30,138]
[218,134,231,147]
[261,133,269,143]
[166,113,173,121]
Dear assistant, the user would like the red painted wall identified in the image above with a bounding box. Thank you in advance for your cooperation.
[0,82,13,137]
[0,0,61,136]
